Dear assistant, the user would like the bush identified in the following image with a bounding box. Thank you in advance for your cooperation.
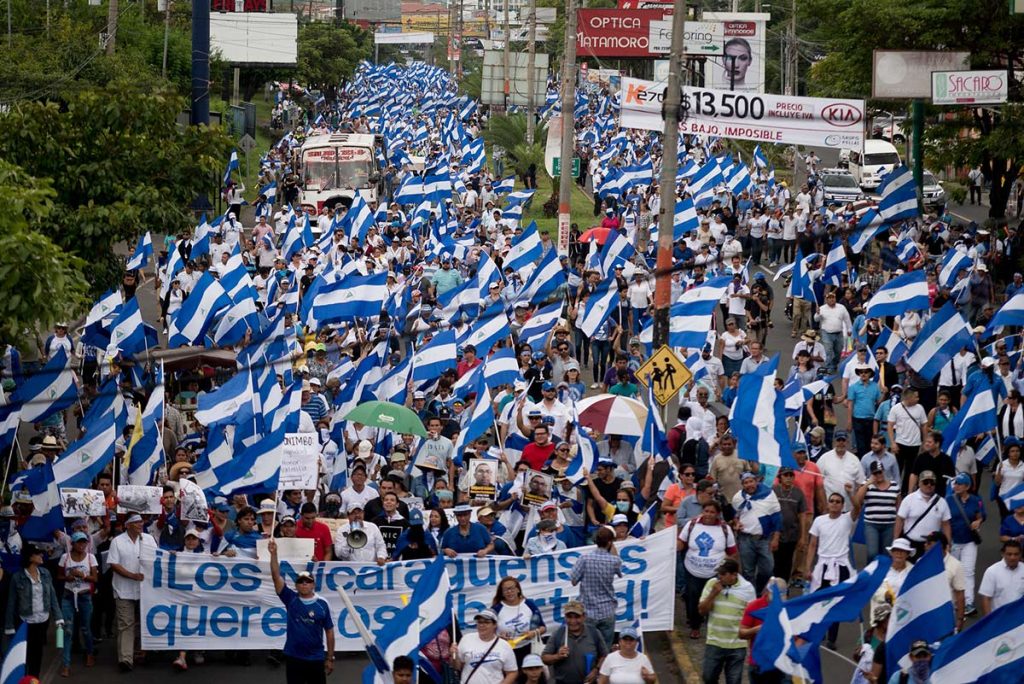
[945,181,967,205]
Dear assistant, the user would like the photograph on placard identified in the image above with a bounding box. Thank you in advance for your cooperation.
[522,470,553,507]
[467,459,497,501]
[116,485,163,514]
[179,479,209,522]
[60,488,106,517]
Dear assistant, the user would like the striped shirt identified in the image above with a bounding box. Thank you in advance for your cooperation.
[569,548,623,620]
[701,576,756,650]
[863,482,900,524]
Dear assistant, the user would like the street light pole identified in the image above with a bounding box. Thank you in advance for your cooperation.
[526,0,537,144]
[556,0,577,257]
[653,2,687,349]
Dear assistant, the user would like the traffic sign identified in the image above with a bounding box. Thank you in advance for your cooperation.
[552,156,580,177]
[635,345,692,405]
[238,133,257,154]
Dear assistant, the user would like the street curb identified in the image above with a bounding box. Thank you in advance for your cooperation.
[665,629,702,684]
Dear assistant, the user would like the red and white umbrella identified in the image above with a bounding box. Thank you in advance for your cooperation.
[575,394,648,437]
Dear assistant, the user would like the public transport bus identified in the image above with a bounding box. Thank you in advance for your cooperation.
[298,133,381,213]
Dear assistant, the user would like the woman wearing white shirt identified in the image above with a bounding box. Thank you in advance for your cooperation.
[996,442,1024,519]
[895,310,923,343]
[597,627,656,684]
[718,318,748,377]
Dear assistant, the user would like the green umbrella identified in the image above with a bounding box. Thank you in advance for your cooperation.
[344,401,428,437]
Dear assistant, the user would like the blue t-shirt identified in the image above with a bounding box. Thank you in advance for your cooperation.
[999,514,1024,543]
[277,586,334,661]
[440,522,492,554]
[946,492,986,545]
[847,381,881,419]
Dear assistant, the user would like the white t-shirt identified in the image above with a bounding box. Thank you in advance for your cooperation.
[978,560,1024,611]
[457,633,517,684]
[59,552,98,595]
[890,402,927,446]
[340,486,381,513]
[598,650,655,684]
[809,513,854,558]
[816,451,864,510]
[628,281,651,309]
[679,520,736,579]
[896,491,951,542]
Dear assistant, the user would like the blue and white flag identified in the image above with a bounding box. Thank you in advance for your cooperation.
[751,585,825,683]
[878,166,919,222]
[504,221,542,273]
[942,388,996,461]
[905,301,972,380]
[223,150,239,186]
[657,276,731,348]
[886,544,955,675]
[989,290,1024,330]
[213,426,286,496]
[462,307,512,355]
[865,270,929,318]
[849,211,886,254]
[453,374,493,455]
[577,276,618,337]
[13,348,78,424]
[639,385,668,460]
[821,238,848,287]
[515,248,565,306]
[13,460,63,541]
[195,370,254,428]
[312,272,389,324]
[411,329,457,382]
[109,296,152,356]
[599,231,636,276]
[0,623,27,684]
[939,249,972,288]
[629,500,658,538]
[565,418,600,486]
[258,180,277,204]
[673,198,699,241]
[493,176,515,194]
[975,434,998,467]
[127,365,165,486]
[52,409,118,488]
[930,595,1024,683]
[125,231,153,271]
[871,326,909,365]
[517,301,564,349]
[168,272,230,347]
[896,234,920,262]
[729,355,795,468]
[85,288,124,327]
[1000,480,1024,510]
[346,193,377,244]
[0,403,19,454]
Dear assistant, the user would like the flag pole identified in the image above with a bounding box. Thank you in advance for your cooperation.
[1,435,19,494]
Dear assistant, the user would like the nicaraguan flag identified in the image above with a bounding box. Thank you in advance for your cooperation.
[213,426,286,496]
[195,369,254,428]
[565,417,600,486]
[346,193,377,244]
[85,288,124,327]
[865,270,929,318]
[13,460,64,541]
[453,374,492,454]
[849,210,886,254]
[125,231,153,271]
[878,165,920,222]
[52,409,118,488]
[989,290,1024,330]
[515,249,565,306]
[939,248,972,288]
[905,301,972,380]
[504,221,542,273]
[258,180,277,204]
[1000,480,1024,510]
[930,595,1024,683]
[728,354,795,468]
[975,434,998,467]
[577,276,618,337]
[13,347,78,424]
[223,150,239,186]
[312,272,389,324]
[673,198,699,241]
[127,365,165,486]
[0,403,19,454]
[629,500,658,538]
[493,176,515,194]
[411,329,457,382]
[0,623,27,684]
[518,302,564,349]
[109,296,150,356]
[942,388,996,461]
[463,308,512,356]
[886,544,955,676]
[599,231,636,276]
[751,584,825,683]
[821,238,848,286]
[168,272,230,348]
[871,326,909,365]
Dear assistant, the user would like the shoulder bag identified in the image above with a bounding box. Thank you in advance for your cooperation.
[951,493,982,545]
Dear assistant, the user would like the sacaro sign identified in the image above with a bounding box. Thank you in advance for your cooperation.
[576,9,669,58]
[619,77,865,150]
[931,70,1008,105]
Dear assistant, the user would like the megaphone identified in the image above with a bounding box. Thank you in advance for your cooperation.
[346,522,367,549]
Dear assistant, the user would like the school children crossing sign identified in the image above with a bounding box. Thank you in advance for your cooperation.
[635,345,692,405]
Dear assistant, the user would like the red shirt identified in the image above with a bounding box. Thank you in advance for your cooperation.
[740,595,770,664]
[456,357,482,379]
[294,520,334,560]
[521,442,555,471]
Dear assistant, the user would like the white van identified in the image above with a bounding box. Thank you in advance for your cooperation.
[847,139,902,192]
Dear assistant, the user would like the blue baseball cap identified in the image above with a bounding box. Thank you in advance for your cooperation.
[953,473,972,486]
[542,381,555,391]
[619,627,640,640]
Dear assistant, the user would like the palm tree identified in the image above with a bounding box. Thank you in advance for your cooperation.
[482,113,547,178]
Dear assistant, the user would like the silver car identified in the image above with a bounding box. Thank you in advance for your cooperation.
[922,171,947,212]
[818,169,865,206]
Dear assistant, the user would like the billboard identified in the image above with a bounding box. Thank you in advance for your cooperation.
[650,20,723,56]
[345,0,401,23]
[872,50,970,99]
[619,77,865,150]
[701,12,769,94]
[210,13,298,66]
[375,31,434,44]
[576,9,669,58]
[931,69,1008,105]
[480,50,549,107]
[617,0,672,7]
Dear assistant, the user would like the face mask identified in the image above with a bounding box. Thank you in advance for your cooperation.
[540,534,556,544]
[616,501,630,513]
[910,660,930,681]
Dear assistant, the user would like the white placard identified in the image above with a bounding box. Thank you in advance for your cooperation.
[60,488,106,518]
[619,76,866,150]
[931,70,1008,105]
[178,479,209,523]
[256,537,315,563]
[279,433,320,491]
[117,485,164,515]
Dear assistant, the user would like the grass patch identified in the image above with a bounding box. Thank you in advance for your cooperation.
[521,171,599,235]
[211,96,280,199]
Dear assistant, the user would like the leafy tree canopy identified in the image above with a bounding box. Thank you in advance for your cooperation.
[297,21,374,96]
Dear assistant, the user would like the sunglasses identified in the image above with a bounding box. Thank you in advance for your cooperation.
[921,479,936,485]
[682,472,695,477]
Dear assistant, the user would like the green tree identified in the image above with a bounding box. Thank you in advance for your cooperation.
[297,21,373,95]
[0,162,89,347]
[483,114,547,177]
[0,90,233,292]
[804,0,1024,219]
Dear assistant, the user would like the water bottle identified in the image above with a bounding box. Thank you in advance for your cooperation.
[55,624,64,649]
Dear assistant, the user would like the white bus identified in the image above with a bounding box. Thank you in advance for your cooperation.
[298,133,381,212]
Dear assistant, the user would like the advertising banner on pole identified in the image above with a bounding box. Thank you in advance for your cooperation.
[576,9,669,58]
[140,528,677,650]
[931,70,1008,105]
[619,77,865,150]
[702,12,769,93]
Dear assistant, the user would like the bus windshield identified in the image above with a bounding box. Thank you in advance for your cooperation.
[303,160,335,190]
[863,152,901,166]
[302,146,374,191]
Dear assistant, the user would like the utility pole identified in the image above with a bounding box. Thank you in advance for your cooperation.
[483,0,490,41]
[787,0,796,95]
[502,0,510,109]
[556,0,577,258]
[162,0,172,79]
[653,2,686,349]
[525,0,537,143]
[106,0,118,55]
[191,0,210,127]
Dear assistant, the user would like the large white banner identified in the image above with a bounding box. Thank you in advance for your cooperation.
[620,77,866,150]
[140,527,676,650]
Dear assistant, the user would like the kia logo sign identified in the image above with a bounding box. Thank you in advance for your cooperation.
[821,103,863,128]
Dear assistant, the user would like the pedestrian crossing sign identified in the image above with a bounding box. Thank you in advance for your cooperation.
[635,345,692,405]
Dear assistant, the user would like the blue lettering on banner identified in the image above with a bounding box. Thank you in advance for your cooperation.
[140,528,676,651]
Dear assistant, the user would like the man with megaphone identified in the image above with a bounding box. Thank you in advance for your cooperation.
[332,501,388,566]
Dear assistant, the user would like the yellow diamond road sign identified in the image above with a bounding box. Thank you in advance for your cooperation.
[635,345,692,405]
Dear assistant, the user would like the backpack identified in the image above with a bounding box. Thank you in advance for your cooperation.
[678,516,732,554]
